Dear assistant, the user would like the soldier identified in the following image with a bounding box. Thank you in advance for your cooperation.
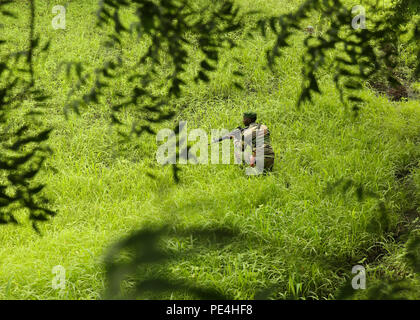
[231,112,275,174]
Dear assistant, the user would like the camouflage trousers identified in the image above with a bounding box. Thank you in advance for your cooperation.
[262,156,275,172]
[234,150,275,173]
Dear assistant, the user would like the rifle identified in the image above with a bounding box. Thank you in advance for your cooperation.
[210,126,245,144]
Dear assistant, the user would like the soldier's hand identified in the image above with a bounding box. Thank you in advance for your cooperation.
[249,155,256,167]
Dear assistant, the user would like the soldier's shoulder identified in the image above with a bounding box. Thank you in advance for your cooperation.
[253,123,268,131]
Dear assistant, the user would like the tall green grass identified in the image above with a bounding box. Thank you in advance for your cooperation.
[0,0,419,299]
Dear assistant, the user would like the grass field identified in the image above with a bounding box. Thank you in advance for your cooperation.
[0,0,419,299]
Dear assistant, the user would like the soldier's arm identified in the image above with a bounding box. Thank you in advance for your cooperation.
[233,136,245,151]
[232,130,246,151]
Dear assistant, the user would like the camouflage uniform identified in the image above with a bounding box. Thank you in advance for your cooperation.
[233,122,275,172]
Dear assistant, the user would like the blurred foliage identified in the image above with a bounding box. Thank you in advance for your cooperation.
[64,0,245,132]
[255,0,420,111]
[104,223,240,299]
[328,176,420,299]
[0,0,54,231]
[0,0,419,299]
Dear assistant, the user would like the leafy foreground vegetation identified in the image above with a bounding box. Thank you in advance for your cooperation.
[0,0,419,299]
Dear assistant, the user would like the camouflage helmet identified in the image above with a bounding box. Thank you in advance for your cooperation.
[243,111,257,121]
